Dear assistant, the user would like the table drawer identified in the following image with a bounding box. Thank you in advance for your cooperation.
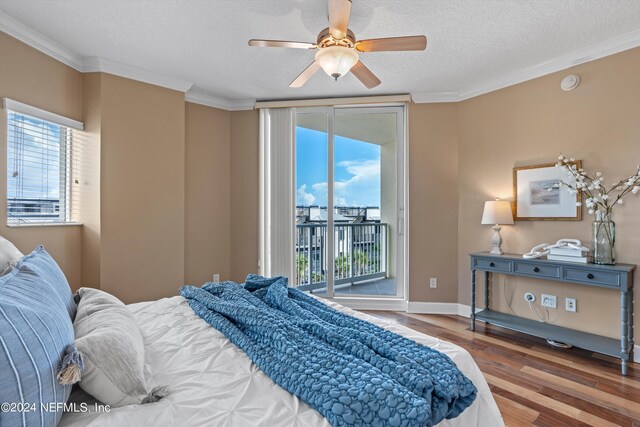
[514,262,561,279]
[474,258,512,272]
[563,267,621,287]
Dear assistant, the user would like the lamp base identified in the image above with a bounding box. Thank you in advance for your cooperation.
[490,225,503,255]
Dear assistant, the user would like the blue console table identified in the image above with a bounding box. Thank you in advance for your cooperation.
[470,252,635,375]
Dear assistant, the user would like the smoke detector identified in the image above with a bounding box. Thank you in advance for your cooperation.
[560,74,581,91]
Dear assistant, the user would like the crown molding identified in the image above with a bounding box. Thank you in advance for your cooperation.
[457,28,640,101]
[82,57,194,93]
[185,90,255,111]
[0,10,194,94]
[412,28,640,104]
[0,10,83,70]
[410,91,460,103]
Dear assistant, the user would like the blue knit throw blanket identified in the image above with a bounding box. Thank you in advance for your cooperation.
[180,275,477,427]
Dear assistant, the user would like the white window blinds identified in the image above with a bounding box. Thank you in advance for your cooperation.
[4,99,83,225]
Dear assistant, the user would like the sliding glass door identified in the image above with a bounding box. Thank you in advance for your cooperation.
[294,105,405,299]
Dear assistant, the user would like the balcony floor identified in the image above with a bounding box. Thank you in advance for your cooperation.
[311,277,397,296]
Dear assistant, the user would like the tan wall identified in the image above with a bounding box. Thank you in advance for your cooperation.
[4,30,639,336]
[457,47,640,338]
[79,73,102,289]
[99,73,186,303]
[185,102,231,284]
[229,110,260,282]
[408,103,459,303]
[0,32,82,289]
[1,33,238,300]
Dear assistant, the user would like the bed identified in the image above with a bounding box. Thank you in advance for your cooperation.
[60,295,504,427]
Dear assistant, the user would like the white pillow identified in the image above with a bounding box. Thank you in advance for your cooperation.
[0,236,23,275]
[73,287,167,406]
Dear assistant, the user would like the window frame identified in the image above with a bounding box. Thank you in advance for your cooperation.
[3,98,83,227]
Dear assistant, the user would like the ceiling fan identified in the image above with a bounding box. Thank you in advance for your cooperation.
[248,0,427,89]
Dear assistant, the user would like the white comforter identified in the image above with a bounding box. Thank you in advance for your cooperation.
[61,296,503,427]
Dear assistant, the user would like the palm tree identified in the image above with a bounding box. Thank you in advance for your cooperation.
[334,255,350,279]
[353,250,370,275]
[296,254,309,284]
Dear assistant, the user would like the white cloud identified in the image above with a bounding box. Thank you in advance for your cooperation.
[337,160,380,185]
[311,182,326,192]
[308,159,380,207]
[312,181,346,192]
[296,184,316,206]
[335,159,380,206]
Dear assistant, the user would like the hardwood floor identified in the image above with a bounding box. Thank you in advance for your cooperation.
[364,311,640,427]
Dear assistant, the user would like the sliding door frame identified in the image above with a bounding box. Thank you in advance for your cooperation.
[294,103,408,305]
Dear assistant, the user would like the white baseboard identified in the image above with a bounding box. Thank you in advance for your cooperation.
[333,298,408,311]
[456,304,482,318]
[406,302,481,317]
[406,302,464,315]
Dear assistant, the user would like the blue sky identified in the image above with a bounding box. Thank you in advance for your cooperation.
[296,127,380,207]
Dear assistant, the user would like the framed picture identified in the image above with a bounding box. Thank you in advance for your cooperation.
[513,161,582,221]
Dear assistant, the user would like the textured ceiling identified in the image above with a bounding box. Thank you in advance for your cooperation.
[2,0,640,103]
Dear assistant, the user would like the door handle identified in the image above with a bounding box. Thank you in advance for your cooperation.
[397,218,403,235]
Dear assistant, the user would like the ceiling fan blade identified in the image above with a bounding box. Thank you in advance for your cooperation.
[355,35,427,52]
[248,39,316,49]
[350,61,381,89]
[328,0,352,40]
[290,61,322,88]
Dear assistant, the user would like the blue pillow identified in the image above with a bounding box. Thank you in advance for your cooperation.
[0,265,74,427]
[12,246,76,320]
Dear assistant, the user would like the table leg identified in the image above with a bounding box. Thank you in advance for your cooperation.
[621,291,629,375]
[484,271,490,310]
[628,289,634,363]
[471,269,476,332]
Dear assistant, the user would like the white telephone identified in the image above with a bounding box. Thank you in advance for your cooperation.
[523,239,590,259]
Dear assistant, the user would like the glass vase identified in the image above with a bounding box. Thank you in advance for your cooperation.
[592,214,616,265]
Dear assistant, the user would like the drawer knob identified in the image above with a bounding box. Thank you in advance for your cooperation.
[587,273,595,280]
[533,267,540,273]
[490,262,496,267]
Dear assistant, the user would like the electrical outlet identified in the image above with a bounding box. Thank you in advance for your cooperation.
[213,274,220,283]
[565,298,577,312]
[541,294,557,309]
[429,278,437,288]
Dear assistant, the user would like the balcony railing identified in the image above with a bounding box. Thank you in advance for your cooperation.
[295,223,387,291]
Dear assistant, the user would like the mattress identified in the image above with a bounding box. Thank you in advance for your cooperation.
[60,295,504,427]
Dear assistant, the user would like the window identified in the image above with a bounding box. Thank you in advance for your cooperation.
[4,99,83,225]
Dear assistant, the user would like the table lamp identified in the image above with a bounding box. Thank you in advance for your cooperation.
[481,199,514,255]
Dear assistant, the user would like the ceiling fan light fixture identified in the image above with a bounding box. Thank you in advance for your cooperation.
[315,46,359,81]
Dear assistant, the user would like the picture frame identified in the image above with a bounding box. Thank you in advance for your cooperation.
[513,161,582,221]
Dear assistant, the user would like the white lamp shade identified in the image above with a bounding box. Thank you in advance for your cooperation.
[315,46,359,79]
[481,200,514,225]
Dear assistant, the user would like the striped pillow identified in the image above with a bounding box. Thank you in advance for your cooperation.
[0,261,75,426]
[13,246,76,320]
